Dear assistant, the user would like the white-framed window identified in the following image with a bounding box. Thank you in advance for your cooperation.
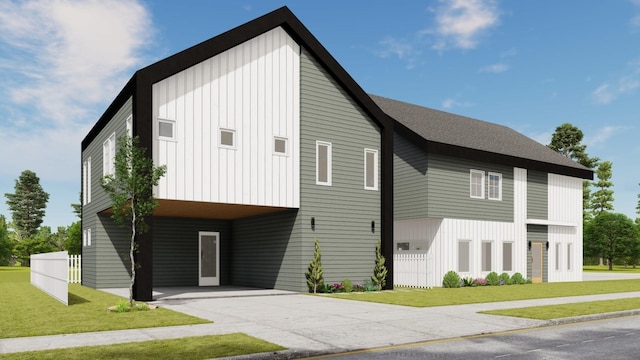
[555,242,561,271]
[219,128,235,148]
[470,170,485,199]
[458,240,471,273]
[364,148,378,190]
[481,241,493,272]
[126,114,133,138]
[274,137,288,155]
[83,228,92,247]
[316,141,332,186]
[82,157,92,205]
[567,243,573,271]
[158,118,176,141]
[502,242,513,272]
[103,132,116,176]
[488,172,502,201]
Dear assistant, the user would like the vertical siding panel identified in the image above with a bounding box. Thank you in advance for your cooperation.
[201,61,211,202]
[192,63,203,201]
[264,31,274,206]
[184,67,195,201]
[210,56,220,203]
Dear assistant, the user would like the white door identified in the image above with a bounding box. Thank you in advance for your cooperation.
[199,231,219,286]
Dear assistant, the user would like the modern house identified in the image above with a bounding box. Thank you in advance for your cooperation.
[81,7,592,300]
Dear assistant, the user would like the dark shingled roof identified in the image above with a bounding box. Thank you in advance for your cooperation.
[370,95,593,179]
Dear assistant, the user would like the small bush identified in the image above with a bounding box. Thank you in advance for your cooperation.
[473,277,487,286]
[525,278,533,284]
[364,279,378,292]
[462,277,474,287]
[319,283,333,293]
[442,270,461,288]
[352,283,365,292]
[499,272,512,285]
[330,283,345,293]
[511,272,526,285]
[341,279,353,293]
[485,272,500,286]
[115,299,130,313]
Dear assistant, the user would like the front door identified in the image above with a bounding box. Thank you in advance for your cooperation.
[531,242,543,283]
[199,231,219,286]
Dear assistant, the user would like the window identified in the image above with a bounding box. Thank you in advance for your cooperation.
[83,228,91,247]
[458,241,470,273]
[364,149,378,190]
[220,129,235,148]
[502,242,513,272]
[126,115,133,138]
[158,119,176,140]
[488,172,502,200]
[82,157,91,205]
[555,243,561,271]
[567,243,573,271]
[274,137,287,155]
[103,133,116,176]
[316,141,332,186]
[397,242,410,251]
[470,170,485,199]
[482,241,493,272]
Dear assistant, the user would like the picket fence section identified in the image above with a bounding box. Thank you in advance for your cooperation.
[393,252,434,288]
[68,255,82,284]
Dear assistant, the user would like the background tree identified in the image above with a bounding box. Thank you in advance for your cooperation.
[100,135,166,306]
[5,170,49,238]
[48,226,67,251]
[591,161,614,215]
[584,212,639,270]
[12,226,55,266]
[64,221,82,255]
[0,215,13,265]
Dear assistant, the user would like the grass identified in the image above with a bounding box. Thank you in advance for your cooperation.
[0,267,210,338]
[584,265,640,273]
[480,298,640,320]
[325,279,640,307]
[0,333,285,360]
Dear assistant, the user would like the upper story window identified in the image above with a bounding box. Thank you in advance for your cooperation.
[316,141,332,186]
[82,157,92,205]
[158,118,176,141]
[274,137,287,155]
[83,228,92,247]
[103,132,116,176]
[220,128,235,148]
[364,148,378,190]
[488,172,502,201]
[470,170,485,199]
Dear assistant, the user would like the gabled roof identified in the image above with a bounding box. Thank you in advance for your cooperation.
[371,95,593,179]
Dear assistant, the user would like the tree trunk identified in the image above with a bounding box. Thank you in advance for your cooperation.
[599,257,604,266]
[608,257,613,271]
[129,199,136,307]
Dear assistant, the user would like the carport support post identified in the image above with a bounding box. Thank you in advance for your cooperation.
[133,220,153,301]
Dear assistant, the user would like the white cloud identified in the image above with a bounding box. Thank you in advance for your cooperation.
[479,63,508,73]
[591,67,640,104]
[442,97,473,109]
[584,126,624,148]
[375,36,421,69]
[431,0,500,50]
[500,48,517,57]
[592,84,615,104]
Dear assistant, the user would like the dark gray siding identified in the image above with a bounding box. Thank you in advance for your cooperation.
[95,214,131,288]
[526,224,548,282]
[81,97,131,288]
[394,133,428,220]
[153,217,231,287]
[231,210,301,290]
[299,49,381,287]
[426,154,514,222]
[527,170,548,220]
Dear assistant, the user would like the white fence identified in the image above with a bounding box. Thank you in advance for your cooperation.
[31,251,70,305]
[68,255,82,284]
[394,252,434,288]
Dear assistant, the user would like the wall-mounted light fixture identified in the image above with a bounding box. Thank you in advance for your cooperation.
[527,241,531,251]
[546,241,549,251]
[371,221,375,233]
[311,217,315,231]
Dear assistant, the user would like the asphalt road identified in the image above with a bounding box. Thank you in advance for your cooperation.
[313,315,640,360]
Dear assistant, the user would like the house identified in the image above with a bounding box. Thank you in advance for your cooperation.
[81,7,592,300]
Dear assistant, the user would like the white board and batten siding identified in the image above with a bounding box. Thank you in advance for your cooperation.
[31,251,69,305]
[152,27,300,208]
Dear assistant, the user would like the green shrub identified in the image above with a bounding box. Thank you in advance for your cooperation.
[462,277,474,287]
[115,299,130,313]
[371,240,388,290]
[364,279,378,292]
[442,270,461,288]
[525,278,533,284]
[499,272,512,285]
[485,272,499,286]
[511,272,526,285]
[341,279,353,292]
[305,239,324,293]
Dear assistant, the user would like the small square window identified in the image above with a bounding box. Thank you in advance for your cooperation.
[274,137,287,155]
[158,119,176,140]
[220,129,235,148]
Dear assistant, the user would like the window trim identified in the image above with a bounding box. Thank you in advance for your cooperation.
[316,141,332,186]
[273,136,288,156]
[488,172,502,201]
[470,169,485,199]
[103,132,116,176]
[158,118,176,141]
[364,148,378,191]
[219,128,236,149]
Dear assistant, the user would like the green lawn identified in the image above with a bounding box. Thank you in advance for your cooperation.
[481,298,640,320]
[326,279,640,307]
[0,333,285,360]
[0,267,210,338]
[584,265,640,273]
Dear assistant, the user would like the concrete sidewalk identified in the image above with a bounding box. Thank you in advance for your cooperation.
[1,288,640,358]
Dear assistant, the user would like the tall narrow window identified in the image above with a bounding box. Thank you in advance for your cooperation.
[126,115,133,138]
[103,133,115,176]
[502,242,513,272]
[316,141,332,186]
[470,170,485,199]
[83,157,92,205]
[567,243,573,271]
[458,240,470,273]
[488,172,502,200]
[364,148,378,190]
[482,241,493,272]
[83,228,92,247]
[555,243,561,271]
[158,119,176,141]
[220,128,235,148]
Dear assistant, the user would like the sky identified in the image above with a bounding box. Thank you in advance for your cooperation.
[0,0,639,230]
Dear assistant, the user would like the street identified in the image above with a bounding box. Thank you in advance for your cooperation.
[312,315,640,360]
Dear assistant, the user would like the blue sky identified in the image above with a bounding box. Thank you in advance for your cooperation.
[1,0,639,230]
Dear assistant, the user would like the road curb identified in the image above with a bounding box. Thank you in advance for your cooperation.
[546,309,640,326]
